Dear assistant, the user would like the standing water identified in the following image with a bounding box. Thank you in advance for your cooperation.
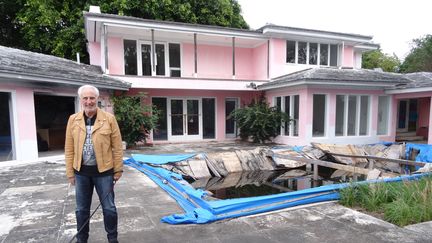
[186,166,366,200]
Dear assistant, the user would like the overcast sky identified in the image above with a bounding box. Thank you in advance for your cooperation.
[237,0,431,59]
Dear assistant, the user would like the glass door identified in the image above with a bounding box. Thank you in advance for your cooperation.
[397,99,409,132]
[225,98,239,138]
[168,98,201,141]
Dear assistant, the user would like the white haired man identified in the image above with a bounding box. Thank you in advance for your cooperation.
[65,85,123,243]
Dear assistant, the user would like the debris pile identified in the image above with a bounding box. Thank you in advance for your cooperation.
[159,143,429,181]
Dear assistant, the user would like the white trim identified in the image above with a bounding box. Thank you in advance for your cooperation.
[385,87,432,94]
[261,28,372,44]
[86,17,266,40]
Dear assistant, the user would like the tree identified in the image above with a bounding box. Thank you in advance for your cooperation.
[0,0,25,48]
[229,96,289,144]
[111,93,159,147]
[400,35,432,73]
[362,49,401,72]
[2,0,248,63]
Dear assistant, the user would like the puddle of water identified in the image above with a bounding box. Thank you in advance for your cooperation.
[186,166,366,200]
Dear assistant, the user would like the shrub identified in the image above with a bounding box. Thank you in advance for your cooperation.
[111,92,159,147]
[229,96,289,143]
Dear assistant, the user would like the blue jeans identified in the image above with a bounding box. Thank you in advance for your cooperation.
[75,174,118,242]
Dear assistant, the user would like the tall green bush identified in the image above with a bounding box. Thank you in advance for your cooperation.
[229,96,289,143]
[111,93,159,147]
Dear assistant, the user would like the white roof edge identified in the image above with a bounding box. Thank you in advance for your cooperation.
[385,87,432,94]
[261,28,373,43]
[84,15,266,39]
[258,80,395,90]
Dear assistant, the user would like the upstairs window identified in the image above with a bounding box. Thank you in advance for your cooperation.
[286,40,338,67]
[124,39,137,75]
[123,39,181,77]
[286,41,296,63]
[169,43,181,77]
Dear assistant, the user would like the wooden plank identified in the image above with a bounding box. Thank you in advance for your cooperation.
[326,152,426,167]
[189,159,211,178]
[220,152,243,172]
[272,152,396,178]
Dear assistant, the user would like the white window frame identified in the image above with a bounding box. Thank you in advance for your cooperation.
[137,41,168,77]
[274,95,299,137]
[168,42,182,77]
[335,94,371,137]
[286,40,338,67]
[312,94,327,137]
[377,96,390,135]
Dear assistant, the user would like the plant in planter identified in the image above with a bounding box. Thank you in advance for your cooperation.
[111,92,159,148]
[229,96,289,143]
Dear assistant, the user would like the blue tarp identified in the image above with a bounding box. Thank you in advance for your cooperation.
[131,153,196,164]
[125,153,430,225]
[405,143,432,163]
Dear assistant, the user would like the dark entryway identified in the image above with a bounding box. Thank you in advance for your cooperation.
[0,92,14,161]
[34,94,75,152]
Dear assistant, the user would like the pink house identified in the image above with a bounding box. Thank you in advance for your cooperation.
[83,6,432,147]
[2,7,432,163]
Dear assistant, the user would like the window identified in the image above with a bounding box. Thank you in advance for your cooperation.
[335,95,370,136]
[169,43,181,77]
[298,42,307,64]
[330,44,338,66]
[124,40,181,77]
[275,95,299,136]
[286,41,338,66]
[124,40,137,75]
[309,43,318,65]
[377,96,390,135]
[335,95,345,136]
[286,40,296,63]
[313,94,326,137]
[155,44,165,75]
[320,44,328,66]
[152,98,167,141]
[359,96,369,135]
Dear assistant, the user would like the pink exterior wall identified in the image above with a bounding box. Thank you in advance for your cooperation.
[182,43,195,78]
[235,47,254,80]
[88,42,101,66]
[197,44,232,79]
[252,43,268,80]
[128,88,261,143]
[269,39,286,78]
[108,37,124,75]
[343,46,354,67]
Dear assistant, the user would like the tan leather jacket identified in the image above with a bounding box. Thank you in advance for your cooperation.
[65,108,123,178]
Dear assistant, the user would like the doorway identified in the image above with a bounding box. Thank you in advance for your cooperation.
[168,98,202,141]
[34,94,75,153]
[397,99,418,132]
[225,98,239,138]
[0,92,14,161]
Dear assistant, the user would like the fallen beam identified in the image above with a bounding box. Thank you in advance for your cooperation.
[271,152,396,178]
[325,152,426,167]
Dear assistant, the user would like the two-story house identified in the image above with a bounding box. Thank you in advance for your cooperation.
[85,6,432,147]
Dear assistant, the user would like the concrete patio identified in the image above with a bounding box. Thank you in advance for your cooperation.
[1,142,431,243]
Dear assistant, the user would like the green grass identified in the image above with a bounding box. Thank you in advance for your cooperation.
[339,176,432,226]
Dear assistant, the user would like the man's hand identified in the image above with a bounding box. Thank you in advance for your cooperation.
[113,172,122,182]
[68,176,75,186]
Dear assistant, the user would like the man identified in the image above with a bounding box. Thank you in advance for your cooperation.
[65,85,123,243]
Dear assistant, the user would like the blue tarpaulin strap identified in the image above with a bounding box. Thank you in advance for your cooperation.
[126,153,431,225]
[131,153,196,164]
